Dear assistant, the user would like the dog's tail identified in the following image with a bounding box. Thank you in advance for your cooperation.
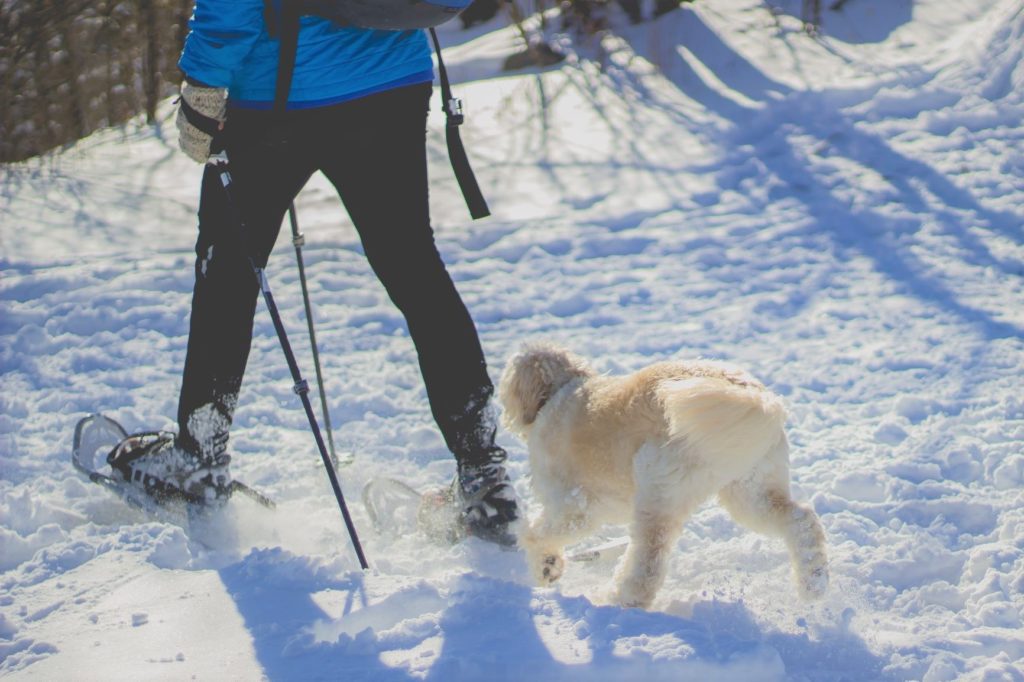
[658,377,787,468]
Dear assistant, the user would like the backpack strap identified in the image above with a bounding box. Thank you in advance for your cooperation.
[430,27,490,220]
[263,0,280,37]
[271,0,302,117]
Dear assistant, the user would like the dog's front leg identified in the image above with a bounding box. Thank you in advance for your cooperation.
[609,509,686,609]
[523,505,595,585]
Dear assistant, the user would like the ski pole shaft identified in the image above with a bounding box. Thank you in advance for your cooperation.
[288,204,340,470]
[210,153,368,570]
[255,267,369,570]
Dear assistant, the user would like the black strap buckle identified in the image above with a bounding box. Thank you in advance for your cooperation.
[445,97,465,126]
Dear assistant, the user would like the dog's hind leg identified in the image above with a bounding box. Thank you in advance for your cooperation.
[609,441,708,609]
[718,436,829,600]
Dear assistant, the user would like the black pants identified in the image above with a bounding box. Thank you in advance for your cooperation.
[177,83,496,463]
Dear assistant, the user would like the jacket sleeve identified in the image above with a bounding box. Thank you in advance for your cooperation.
[178,0,266,88]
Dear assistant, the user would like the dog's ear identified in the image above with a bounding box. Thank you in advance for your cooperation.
[498,350,549,433]
[498,343,592,435]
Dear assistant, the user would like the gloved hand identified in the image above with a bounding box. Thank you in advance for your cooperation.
[175,80,227,163]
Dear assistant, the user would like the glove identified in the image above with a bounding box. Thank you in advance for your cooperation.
[175,80,227,163]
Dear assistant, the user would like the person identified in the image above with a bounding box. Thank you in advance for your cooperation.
[109,0,518,546]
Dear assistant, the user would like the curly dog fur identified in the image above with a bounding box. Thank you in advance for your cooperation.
[499,342,828,609]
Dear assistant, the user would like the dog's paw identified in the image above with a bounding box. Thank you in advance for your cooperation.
[587,585,614,606]
[793,543,829,600]
[539,553,565,584]
[789,505,829,600]
[799,560,829,600]
[607,582,652,610]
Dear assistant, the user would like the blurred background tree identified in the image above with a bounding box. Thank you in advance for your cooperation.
[0,0,192,162]
[1,0,839,162]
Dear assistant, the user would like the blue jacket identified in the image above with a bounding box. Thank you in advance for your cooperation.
[178,1,434,109]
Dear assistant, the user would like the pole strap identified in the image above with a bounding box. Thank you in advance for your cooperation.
[179,96,222,138]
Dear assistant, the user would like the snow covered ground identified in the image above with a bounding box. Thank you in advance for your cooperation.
[2,0,1023,679]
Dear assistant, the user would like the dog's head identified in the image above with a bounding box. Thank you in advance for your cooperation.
[498,342,594,437]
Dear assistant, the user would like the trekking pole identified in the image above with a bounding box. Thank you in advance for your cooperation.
[287,203,344,470]
[206,148,369,571]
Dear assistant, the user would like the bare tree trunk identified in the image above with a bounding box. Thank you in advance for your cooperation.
[1,0,194,160]
[0,5,14,154]
[52,0,89,141]
[175,0,194,82]
[30,1,58,152]
[139,0,159,123]
[96,0,116,127]
[501,0,564,70]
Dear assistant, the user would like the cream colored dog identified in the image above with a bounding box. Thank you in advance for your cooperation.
[499,342,828,609]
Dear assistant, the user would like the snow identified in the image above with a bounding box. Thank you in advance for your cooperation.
[2,0,1023,679]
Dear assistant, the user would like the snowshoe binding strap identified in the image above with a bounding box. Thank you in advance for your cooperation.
[106,433,231,507]
[450,465,518,547]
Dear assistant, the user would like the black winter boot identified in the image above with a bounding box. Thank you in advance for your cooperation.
[453,446,518,546]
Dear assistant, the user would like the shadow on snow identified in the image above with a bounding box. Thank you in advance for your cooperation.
[606,6,1023,340]
[218,548,887,681]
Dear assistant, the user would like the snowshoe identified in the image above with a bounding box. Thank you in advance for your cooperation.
[362,461,518,545]
[362,476,446,538]
[362,474,631,561]
[72,413,128,478]
[566,537,630,563]
[362,450,518,547]
[362,476,469,546]
[106,430,232,508]
[72,414,275,519]
[419,481,466,545]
